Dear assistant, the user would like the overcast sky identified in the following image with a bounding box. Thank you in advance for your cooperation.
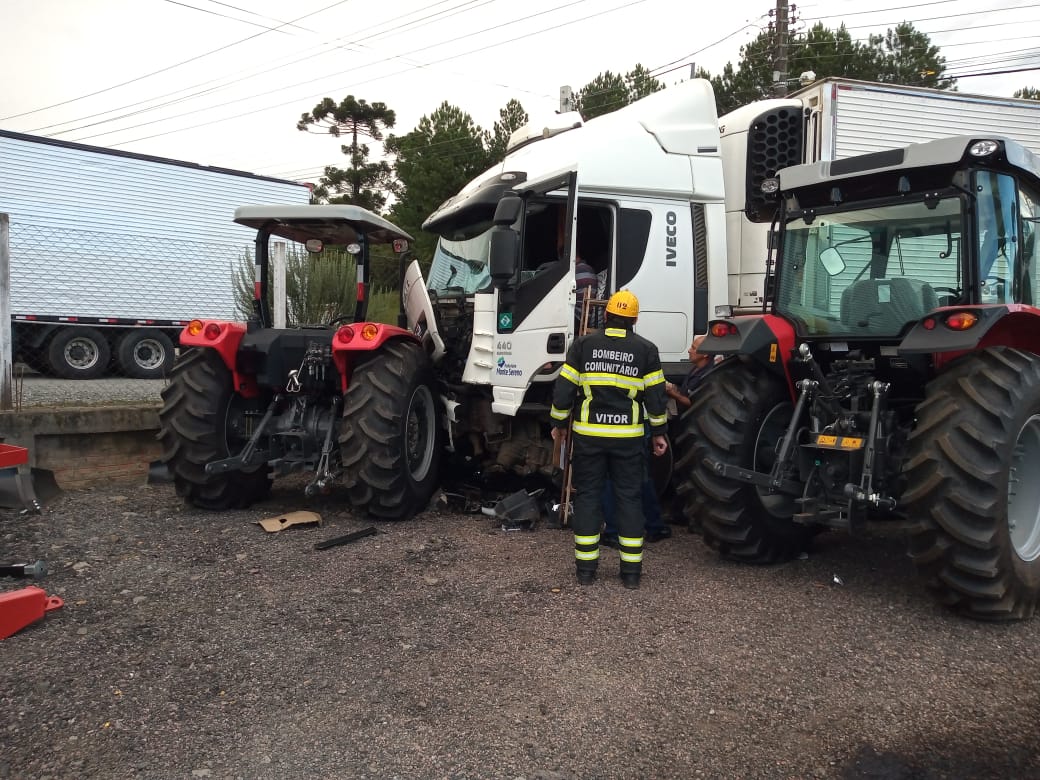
[3,0,1039,186]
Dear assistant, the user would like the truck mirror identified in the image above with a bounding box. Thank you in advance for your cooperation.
[493,192,523,226]
[489,227,519,289]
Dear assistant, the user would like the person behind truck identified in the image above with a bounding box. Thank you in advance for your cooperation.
[549,290,669,590]
[665,335,713,412]
[601,422,672,548]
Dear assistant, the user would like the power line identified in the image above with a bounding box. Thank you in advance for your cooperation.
[0,0,353,122]
[71,0,647,146]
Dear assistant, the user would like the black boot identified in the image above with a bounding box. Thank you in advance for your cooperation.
[576,566,596,586]
[620,571,641,590]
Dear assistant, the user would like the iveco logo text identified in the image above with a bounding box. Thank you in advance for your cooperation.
[665,211,677,267]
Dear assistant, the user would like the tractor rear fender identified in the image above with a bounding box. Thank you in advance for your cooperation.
[700,314,797,397]
[331,323,421,392]
[900,304,1040,369]
[178,321,258,398]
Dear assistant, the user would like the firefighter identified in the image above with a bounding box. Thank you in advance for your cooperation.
[549,289,669,589]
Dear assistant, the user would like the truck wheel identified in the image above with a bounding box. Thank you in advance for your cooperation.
[158,348,272,510]
[116,330,175,379]
[904,347,1040,620]
[673,357,813,562]
[47,327,111,379]
[339,340,440,520]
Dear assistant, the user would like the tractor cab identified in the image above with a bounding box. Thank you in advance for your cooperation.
[682,136,1040,620]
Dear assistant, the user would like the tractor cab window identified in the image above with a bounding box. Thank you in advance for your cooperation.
[1019,183,1040,307]
[975,172,1020,304]
[777,197,962,338]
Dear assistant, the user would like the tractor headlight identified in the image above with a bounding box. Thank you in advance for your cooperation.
[968,140,999,157]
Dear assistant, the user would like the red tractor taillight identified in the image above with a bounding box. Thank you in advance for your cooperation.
[710,321,738,338]
[335,326,355,344]
[203,323,222,340]
[944,312,979,331]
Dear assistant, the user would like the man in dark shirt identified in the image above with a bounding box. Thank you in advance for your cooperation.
[550,290,669,590]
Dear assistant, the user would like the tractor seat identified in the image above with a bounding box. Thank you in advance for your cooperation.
[840,278,937,331]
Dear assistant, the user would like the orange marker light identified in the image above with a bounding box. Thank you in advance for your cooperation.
[187,319,204,336]
[360,323,379,341]
[709,321,738,338]
[944,312,978,331]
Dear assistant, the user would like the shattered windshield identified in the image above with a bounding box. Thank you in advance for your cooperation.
[428,230,493,295]
[776,197,964,337]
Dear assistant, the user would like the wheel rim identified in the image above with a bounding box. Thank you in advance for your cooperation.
[64,337,101,370]
[754,401,795,518]
[1008,413,1040,562]
[405,385,437,482]
[133,338,167,370]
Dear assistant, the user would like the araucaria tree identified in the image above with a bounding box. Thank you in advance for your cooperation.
[297,95,397,212]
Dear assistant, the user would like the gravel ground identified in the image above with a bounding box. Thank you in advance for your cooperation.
[2,479,1039,780]
[9,374,165,409]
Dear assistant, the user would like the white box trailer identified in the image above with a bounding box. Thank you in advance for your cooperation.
[720,78,1040,307]
[0,130,311,378]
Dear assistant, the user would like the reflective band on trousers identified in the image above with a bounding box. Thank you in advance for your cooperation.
[619,536,643,563]
[575,532,601,561]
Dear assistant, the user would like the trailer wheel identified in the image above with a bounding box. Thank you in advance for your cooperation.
[904,347,1040,620]
[158,348,271,510]
[47,327,111,379]
[338,340,440,520]
[116,330,175,379]
[674,357,813,563]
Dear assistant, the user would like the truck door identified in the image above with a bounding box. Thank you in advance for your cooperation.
[487,169,579,415]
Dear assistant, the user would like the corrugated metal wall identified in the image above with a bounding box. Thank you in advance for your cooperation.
[0,133,311,319]
[832,85,1040,159]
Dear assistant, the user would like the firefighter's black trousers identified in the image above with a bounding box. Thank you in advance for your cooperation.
[571,434,646,576]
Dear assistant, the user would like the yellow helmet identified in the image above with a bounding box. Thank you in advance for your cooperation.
[606,289,639,319]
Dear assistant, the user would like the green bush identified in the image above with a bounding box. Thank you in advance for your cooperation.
[235,246,403,326]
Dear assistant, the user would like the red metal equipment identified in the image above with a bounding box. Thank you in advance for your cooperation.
[0,443,59,513]
[0,586,63,640]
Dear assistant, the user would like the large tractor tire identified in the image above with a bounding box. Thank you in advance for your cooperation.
[338,340,440,520]
[158,348,272,510]
[904,347,1040,620]
[673,357,813,563]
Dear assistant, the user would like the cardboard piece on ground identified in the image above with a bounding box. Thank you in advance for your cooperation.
[256,510,322,533]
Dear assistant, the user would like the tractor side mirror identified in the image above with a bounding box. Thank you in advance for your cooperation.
[489,192,523,289]
[819,247,846,276]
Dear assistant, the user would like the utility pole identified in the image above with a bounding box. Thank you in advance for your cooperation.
[772,0,790,97]
[559,86,575,114]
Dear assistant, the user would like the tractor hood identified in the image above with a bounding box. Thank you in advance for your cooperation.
[234,204,414,245]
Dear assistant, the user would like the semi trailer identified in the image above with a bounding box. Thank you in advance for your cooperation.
[0,129,311,379]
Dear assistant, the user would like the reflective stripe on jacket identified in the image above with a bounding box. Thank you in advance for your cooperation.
[550,326,668,439]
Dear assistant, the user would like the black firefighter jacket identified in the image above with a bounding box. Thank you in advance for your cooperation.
[550,326,669,440]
